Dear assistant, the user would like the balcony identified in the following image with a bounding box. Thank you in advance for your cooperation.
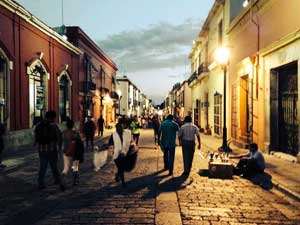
[188,63,208,85]
[82,81,96,93]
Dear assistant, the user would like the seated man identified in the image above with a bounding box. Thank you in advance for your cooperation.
[230,143,265,179]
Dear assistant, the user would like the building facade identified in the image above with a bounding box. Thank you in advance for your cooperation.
[116,76,148,118]
[187,0,300,157]
[64,27,118,130]
[227,0,300,156]
[0,0,82,148]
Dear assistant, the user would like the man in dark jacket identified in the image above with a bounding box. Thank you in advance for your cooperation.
[97,116,105,136]
[84,116,96,149]
[35,110,65,191]
[158,114,179,176]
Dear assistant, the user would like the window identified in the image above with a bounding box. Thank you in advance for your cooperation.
[230,0,245,22]
[28,60,48,127]
[194,99,200,127]
[218,19,223,46]
[0,52,8,125]
[59,73,71,122]
[214,92,222,135]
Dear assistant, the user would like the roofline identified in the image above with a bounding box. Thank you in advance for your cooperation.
[67,26,118,71]
[1,0,82,55]
[116,76,141,92]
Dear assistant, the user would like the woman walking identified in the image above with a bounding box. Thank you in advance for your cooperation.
[108,119,136,188]
[62,119,84,185]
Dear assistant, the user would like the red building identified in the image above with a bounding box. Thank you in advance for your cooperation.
[63,27,118,130]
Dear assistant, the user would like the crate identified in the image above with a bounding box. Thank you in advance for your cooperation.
[208,161,233,179]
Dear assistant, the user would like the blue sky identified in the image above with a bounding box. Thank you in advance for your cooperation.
[15,0,214,103]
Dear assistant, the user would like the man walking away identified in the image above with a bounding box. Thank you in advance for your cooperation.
[84,116,96,149]
[97,116,105,136]
[152,115,160,145]
[158,114,179,176]
[34,110,65,191]
[178,116,201,176]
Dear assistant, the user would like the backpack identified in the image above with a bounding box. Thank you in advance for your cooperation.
[35,120,54,145]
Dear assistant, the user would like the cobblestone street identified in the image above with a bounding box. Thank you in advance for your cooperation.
[1,129,300,225]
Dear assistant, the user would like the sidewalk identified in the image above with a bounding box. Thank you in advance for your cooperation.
[1,128,114,173]
[200,134,300,201]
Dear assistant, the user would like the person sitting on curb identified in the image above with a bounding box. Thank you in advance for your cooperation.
[230,143,265,179]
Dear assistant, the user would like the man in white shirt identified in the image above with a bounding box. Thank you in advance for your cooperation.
[178,116,201,176]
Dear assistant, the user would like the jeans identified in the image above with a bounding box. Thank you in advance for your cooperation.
[182,140,195,174]
[163,146,175,173]
[38,151,61,186]
[132,133,140,145]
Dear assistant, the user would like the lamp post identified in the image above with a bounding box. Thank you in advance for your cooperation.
[215,47,230,152]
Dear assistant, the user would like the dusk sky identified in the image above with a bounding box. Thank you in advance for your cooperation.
[15,0,214,104]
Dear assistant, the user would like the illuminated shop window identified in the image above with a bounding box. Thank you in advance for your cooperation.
[0,51,8,125]
[28,60,48,127]
[59,73,71,122]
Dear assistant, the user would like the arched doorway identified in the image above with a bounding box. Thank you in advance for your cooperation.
[58,72,72,122]
[0,49,9,127]
[27,60,48,127]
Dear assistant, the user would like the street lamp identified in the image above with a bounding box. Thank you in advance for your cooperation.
[215,47,231,152]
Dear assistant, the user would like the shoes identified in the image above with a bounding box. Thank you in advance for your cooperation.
[168,171,173,176]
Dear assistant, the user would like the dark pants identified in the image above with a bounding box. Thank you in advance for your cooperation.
[98,127,104,136]
[114,157,125,186]
[132,133,140,145]
[162,146,175,174]
[86,134,94,148]
[154,130,159,144]
[38,151,61,186]
[235,158,264,178]
[0,136,3,164]
[182,140,195,174]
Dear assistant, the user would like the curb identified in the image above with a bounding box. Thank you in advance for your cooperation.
[271,179,300,202]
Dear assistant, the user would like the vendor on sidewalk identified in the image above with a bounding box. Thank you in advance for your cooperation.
[230,143,265,179]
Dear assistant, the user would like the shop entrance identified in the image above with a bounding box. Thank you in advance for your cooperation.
[270,62,298,156]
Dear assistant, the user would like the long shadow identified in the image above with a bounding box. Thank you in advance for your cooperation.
[8,167,192,225]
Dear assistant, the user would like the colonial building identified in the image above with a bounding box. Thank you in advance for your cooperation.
[187,0,300,157]
[116,75,148,118]
[0,0,118,149]
[188,0,227,136]
[0,0,82,148]
[63,27,118,129]
[227,0,300,156]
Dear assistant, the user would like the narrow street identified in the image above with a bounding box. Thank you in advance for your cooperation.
[0,129,300,225]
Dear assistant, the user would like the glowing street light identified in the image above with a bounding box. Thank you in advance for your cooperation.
[215,47,230,152]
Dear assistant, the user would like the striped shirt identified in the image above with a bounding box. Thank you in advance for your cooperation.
[178,123,200,142]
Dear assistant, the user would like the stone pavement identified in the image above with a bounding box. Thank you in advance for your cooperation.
[0,129,299,225]
[199,134,300,201]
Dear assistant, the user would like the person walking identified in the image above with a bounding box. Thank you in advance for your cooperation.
[84,116,96,149]
[34,110,65,191]
[108,119,133,188]
[152,115,160,145]
[130,116,140,145]
[97,116,105,136]
[158,114,179,176]
[0,122,6,169]
[61,119,84,186]
[178,116,201,176]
